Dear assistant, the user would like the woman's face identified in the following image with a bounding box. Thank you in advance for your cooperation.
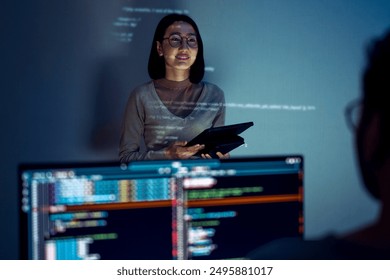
[157,21,198,76]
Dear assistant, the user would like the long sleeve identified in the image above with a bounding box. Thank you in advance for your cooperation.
[119,84,167,162]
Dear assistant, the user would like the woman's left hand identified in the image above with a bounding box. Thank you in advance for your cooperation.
[201,152,230,159]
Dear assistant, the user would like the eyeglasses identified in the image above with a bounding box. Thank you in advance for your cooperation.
[345,99,362,131]
[163,34,198,49]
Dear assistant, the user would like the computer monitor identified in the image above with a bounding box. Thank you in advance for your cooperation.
[18,155,304,260]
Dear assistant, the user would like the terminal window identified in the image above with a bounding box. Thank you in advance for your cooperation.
[19,156,304,260]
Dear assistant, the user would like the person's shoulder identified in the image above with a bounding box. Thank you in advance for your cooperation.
[246,237,330,260]
[247,236,358,260]
[202,81,224,93]
[125,81,155,107]
[131,80,154,95]
[201,81,225,103]
[127,81,155,101]
[246,235,390,260]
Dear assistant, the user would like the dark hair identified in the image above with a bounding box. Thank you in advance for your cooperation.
[358,28,390,199]
[363,30,390,109]
[147,14,205,83]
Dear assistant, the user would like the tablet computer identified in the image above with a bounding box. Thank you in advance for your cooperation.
[186,121,254,158]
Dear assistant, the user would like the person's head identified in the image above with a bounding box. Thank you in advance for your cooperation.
[356,28,390,200]
[148,13,205,83]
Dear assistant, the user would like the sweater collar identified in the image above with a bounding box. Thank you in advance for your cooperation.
[154,78,191,90]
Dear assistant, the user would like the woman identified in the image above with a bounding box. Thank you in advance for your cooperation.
[119,14,228,162]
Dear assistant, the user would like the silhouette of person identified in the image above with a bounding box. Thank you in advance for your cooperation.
[119,14,229,162]
[247,28,390,260]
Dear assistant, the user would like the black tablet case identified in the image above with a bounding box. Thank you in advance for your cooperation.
[186,122,254,158]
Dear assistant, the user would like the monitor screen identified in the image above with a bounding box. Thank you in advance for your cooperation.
[19,155,304,260]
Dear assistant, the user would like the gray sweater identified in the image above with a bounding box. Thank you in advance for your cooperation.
[119,80,225,161]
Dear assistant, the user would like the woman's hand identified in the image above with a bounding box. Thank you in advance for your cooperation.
[201,152,230,159]
[165,141,205,159]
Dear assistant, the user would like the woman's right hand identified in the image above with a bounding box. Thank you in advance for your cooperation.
[165,141,205,159]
